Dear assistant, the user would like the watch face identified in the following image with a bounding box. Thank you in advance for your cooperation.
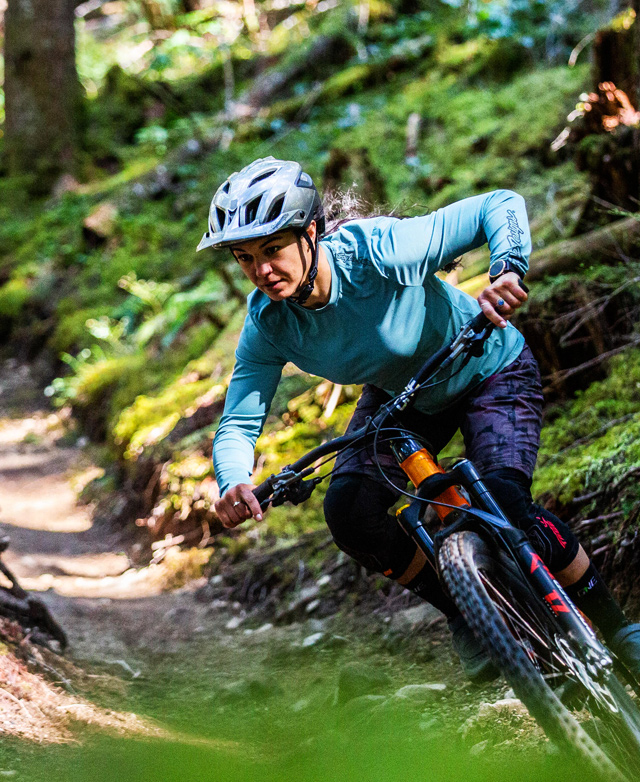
[489,260,506,277]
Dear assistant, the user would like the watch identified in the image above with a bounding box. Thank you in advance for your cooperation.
[489,259,524,285]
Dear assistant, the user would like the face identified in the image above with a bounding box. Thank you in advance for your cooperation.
[230,224,315,302]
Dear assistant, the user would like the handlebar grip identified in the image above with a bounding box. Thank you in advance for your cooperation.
[253,480,273,505]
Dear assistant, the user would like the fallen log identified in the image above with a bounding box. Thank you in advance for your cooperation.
[527,215,640,281]
[0,537,67,650]
[456,214,640,294]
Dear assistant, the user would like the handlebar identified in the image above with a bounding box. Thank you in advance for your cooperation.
[253,480,274,506]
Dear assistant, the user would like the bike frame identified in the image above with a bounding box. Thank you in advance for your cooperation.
[393,454,612,677]
[253,310,614,681]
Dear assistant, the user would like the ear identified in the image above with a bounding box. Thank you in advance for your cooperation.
[306,220,317,242]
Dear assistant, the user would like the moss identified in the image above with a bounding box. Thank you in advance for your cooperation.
[0,278,31,319]
[533,349,640,504]
[71,353,149,407]
[113,378,224,459]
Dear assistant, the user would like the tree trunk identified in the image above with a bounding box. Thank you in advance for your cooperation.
[633,0,640,201]
[4,0,81,194]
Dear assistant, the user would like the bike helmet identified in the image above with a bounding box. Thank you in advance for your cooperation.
[197,157,325,304]
[196,156,325,252]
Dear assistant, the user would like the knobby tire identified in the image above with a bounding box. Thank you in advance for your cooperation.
[439,531,640,781]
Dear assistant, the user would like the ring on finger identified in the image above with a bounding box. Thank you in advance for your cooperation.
[233,500,244,508]
[497,298,506,308]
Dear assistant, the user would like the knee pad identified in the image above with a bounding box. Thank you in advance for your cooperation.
[323,474,415,575]
[482,467,579,574]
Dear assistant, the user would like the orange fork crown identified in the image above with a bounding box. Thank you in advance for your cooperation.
[394,438,469,522]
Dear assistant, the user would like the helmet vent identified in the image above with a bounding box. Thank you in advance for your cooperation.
[221,181,230,194]
[267,196,285,223]
[245,196,262,225]
[249,169,276,187]
[296,172,313,188]
[216,207,226,229]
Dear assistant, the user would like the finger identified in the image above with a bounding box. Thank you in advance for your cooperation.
[479,299,507,329]
[228,499,250,525]
[493,290,520,310]
[500,280,528,302]
[214,498,230,526]
[240,488,263,522]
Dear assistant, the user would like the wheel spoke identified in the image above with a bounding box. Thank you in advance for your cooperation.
[478,564,640,775]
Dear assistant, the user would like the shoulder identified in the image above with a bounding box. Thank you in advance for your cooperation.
[321,216,401,267]
[323,216,398,246]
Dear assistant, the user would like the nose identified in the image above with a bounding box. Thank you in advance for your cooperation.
[254,256,272,279]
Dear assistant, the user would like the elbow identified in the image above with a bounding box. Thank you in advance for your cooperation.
[492,189,525,208]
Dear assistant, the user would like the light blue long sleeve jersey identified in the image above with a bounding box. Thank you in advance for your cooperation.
[213,189,531,497]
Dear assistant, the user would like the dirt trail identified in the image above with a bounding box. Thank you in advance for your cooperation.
[0,359,217,664]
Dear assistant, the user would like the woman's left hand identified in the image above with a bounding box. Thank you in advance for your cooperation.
[477,272,528,329]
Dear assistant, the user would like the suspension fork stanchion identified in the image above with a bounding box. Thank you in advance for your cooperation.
[391,436,470,563]
[450,459,511,521]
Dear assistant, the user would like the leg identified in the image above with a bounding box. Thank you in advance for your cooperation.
[326,384,461,616]
[481,467,628,642]
[463,345,636,663]
[326,385,498,681]
[324,473,457,617]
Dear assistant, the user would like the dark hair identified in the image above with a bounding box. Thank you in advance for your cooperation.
[320,187,384,236]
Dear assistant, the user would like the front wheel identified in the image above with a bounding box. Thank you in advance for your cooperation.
[439,531,640,780]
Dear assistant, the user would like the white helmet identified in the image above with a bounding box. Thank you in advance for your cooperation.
[197,157,325,251]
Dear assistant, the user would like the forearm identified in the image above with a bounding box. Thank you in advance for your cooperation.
[372,189,532,282]
[213,419,259,497]
[480,189,531,277]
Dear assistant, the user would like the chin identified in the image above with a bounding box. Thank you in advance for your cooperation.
[262,286,289,301]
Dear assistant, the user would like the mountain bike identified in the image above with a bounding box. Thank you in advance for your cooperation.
[250,312,640,781]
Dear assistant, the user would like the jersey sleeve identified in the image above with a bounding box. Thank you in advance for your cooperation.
[367,190,531,285]
[212,315,286,497]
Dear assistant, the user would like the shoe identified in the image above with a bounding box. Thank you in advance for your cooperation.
[610,623,640,677]
[448,614,500,683]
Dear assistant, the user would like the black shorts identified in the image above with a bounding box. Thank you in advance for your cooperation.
[332,343,544,486]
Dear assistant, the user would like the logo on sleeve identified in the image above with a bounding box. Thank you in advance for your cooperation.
[506,209,524,260]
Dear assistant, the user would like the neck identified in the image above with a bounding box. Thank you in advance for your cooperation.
[300,245,331,308]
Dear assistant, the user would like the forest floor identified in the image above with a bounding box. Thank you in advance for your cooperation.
[0,359,596,782]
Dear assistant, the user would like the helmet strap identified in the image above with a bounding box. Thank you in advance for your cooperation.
[290,230,318,306]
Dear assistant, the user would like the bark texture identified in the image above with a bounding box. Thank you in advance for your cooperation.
[4,0,81,193]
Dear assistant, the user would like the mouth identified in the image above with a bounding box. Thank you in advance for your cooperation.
[263,279,283,290]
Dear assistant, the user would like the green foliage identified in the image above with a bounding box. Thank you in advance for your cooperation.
[0,0,631,548]
[113,377,224,459]
[0,278,31,318]
[534,350,640,504]
[47,351,148,408]
[49,306,113,354]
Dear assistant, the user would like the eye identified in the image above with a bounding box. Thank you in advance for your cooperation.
[234,253,252,265]
[265,245,281,256]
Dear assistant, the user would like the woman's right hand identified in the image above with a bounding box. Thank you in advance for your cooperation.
[215,483,264,529]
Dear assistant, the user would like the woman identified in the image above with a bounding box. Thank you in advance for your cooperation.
[199,156,640,681]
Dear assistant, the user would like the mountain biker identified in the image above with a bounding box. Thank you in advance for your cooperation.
[200,156,640,681]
